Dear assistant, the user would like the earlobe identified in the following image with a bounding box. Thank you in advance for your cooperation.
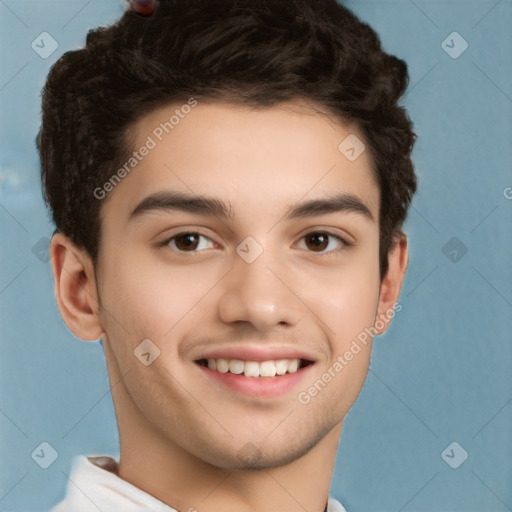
[49,232,104,342]
[374,233,408,336]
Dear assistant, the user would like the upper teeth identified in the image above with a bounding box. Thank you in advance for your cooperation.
[206,358,301,377]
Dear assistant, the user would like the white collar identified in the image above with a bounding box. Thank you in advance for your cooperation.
[51,454,347,512]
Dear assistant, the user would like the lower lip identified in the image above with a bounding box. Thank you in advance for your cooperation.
[196,363,314,398]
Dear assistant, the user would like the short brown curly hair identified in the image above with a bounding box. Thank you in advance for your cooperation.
[37,0,417,278]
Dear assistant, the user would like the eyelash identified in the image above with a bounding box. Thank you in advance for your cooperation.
[155,230,353,255]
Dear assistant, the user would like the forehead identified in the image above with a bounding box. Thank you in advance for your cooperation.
[99,100,379,225]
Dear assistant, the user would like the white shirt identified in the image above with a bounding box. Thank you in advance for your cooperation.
[51,455,347,512]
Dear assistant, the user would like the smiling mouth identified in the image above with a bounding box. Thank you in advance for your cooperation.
[195,358,314,377]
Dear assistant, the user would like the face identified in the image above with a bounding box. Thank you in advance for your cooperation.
[93,100,383,469]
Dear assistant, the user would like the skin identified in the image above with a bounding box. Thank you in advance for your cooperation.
[50,99,408,512]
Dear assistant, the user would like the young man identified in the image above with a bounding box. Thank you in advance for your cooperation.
[38,0,417,510]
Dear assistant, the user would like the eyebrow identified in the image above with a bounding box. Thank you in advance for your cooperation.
[128,190,374,222]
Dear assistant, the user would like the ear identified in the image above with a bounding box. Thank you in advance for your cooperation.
[374,233,408,335]
[49,232,104,342]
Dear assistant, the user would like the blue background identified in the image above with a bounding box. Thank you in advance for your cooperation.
[1,1,511,510]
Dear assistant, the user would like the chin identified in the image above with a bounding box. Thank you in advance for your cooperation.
[192,426,329,471]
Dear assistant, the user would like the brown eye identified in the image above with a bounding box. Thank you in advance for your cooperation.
[157,232,216,253]
[174,233,200,251]
[297,231,349,255]
[305,233,329,252]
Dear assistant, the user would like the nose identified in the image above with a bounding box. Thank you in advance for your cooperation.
[217,249,305,332]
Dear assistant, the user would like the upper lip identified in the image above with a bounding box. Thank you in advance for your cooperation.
[193,345,317,363]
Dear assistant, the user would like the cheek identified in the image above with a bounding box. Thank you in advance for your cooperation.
[100,250,218,341]
[301,261,379,416]
[326,278,379,339]
[312,252,381,343]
